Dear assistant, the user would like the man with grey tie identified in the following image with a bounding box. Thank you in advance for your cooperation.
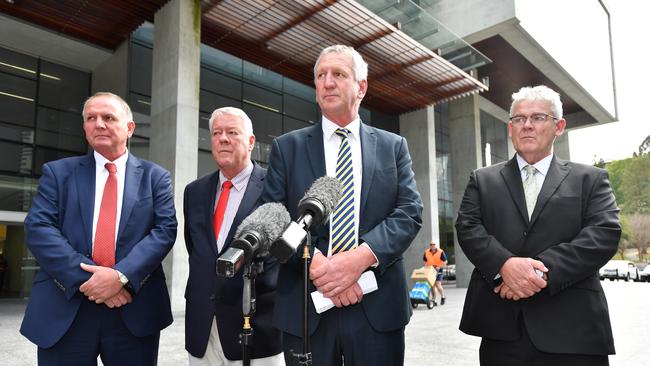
[455,85,621,366]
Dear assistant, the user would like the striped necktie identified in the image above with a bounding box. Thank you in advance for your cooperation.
[93,163,117,267]
[331,128,357,254]
[523,165,540,219]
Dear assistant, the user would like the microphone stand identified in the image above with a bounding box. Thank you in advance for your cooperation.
[290,231,312,365]
[241,258,263,366]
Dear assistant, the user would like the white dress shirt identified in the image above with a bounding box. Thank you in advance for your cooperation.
[214,161,253,252]
[92,150,129,252]
[516,153,552,187]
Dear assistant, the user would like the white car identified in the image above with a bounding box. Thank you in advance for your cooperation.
[599,260,641,282]
[639,263,650,282]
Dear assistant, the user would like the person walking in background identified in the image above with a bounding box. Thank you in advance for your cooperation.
[262,44,423,365]
[184,107,283,365]
[21,92,177,365]
[422,241,447,306]
[455,85,620,366]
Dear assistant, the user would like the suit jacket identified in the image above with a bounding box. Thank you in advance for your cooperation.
[184,163,282,360]
[20,153,177,348]
[261,121,423,337]
[455,155,620,355]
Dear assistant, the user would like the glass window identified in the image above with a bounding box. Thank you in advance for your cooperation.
[284,78,315,100]
[198,126,211,151]
[38,61,89,114]
[0,141,32,174]
[0,47,38,80]
[0,122,33,144]
[35,107,86,153]
[243,61,282,91]
[128,136,149,160]
[201,68,242,99]
[284,94,318,122]
[197,149,215,177]
[283,116,311,133]
[129,93,151,118]
[130,43,153,97]
[0,73,36,127]
[0,175,37,212]
[33,147,80,175]
[200,90,241,114]
[242,83,281,113]
[243,104,282,144]
[201,45,242,78]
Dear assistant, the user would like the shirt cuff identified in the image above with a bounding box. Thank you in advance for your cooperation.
[360,242,379,268]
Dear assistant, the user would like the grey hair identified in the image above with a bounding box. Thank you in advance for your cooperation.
[510,85,563,120]
[83,92,133,122]
[209,107,254,135]
[313,45,368,82]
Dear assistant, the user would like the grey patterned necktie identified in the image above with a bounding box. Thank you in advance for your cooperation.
[523,165,539,219]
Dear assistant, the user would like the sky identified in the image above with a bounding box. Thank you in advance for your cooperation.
[568,2,650,164]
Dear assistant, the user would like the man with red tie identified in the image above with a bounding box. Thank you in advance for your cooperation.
[21,92,177,365]
[183,107,283,365]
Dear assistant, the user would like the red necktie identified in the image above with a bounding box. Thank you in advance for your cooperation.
[213,181,233,242]
[93,163,117,267]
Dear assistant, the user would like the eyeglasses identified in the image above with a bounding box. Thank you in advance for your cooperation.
[509,113,558,125]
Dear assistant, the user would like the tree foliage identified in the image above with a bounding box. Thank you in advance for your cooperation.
[603,139,650,260]
[627,214,650,262]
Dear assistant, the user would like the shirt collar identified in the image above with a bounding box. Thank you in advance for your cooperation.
[219,161,253,192]
[321,115,361,141]
[516,153,553,176]
[94,150,128,172]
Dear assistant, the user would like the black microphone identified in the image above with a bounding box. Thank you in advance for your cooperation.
[216,202,291,277]
[270,176,342,263]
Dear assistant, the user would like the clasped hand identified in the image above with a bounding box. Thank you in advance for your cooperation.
[310,248,373,308]
[494,257,548,301]
[79,263,132,308]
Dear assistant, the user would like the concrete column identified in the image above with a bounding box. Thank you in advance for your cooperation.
[554,132,571,161]
[150,0,201,311]
[449,95,482,288]
[399,106,439,283]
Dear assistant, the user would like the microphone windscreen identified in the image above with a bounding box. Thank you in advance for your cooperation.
[235,202,291,246]
[299,176,342,217]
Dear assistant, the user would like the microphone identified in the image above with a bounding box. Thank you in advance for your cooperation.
[216,202,291,277]
[270,176,342,263]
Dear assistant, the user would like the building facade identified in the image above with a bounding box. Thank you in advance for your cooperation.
[0,0,615,307]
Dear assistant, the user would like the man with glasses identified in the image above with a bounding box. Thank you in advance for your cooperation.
[456,85,620,365]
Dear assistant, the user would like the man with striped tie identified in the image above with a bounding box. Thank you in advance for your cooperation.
[262,45,423,365]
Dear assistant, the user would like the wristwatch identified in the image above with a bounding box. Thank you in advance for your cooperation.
[116,270,129,286]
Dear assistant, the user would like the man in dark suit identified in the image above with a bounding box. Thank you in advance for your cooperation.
[184,107,283,365]
[455,85,621,366]
[262,45,423,365]
[21,92,177,365]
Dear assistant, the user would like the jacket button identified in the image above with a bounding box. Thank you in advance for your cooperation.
[209,294,215,301]
[523,231,527,236]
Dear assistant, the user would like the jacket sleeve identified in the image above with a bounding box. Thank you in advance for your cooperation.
[113,168,177,293]
[537,169,620,295]
[24,163,94,300]
[359,137,423,275]
[455,170,514,286]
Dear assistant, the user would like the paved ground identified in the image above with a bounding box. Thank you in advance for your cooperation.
[1,280,647,365]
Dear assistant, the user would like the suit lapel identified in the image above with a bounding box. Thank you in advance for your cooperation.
[500,157,529,224]
[359,122,376,215]
[205,171,220,257]
[530,156,570,224]
[220,163,265,255]
[76,154,96,250]
[305,123,326,178]
[118,153,143,241]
